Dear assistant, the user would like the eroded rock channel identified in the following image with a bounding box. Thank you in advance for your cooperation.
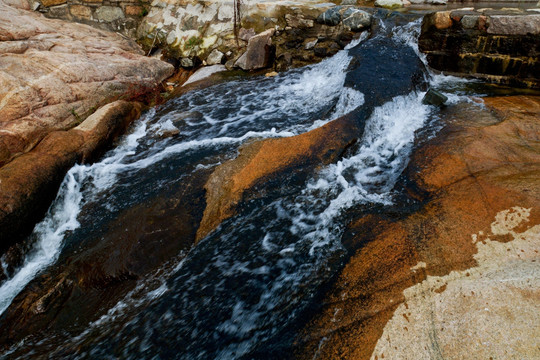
[0,2,539,360]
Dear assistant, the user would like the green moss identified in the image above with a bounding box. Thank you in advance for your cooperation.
[184,36,203,50]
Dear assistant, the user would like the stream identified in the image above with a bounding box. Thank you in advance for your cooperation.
[1,14,478,359]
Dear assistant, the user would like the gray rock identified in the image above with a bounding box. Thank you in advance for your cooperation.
[206,49,224,65]
[239,28,256,41]
[47,4,68,17]
[487,15,540,35]
[235,28,275,71]
[94,6,124,22]
[181,57,194,68]
[342,8,371,31]
[341,0,357,4]
[225,59,236,70]
[461,15,478,29]
[317,7,342,26]
[422,88,448,107]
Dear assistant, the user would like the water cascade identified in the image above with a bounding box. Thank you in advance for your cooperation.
[0,15,478,359]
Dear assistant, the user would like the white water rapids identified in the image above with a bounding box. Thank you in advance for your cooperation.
[0,18,480,359]
[0,33,368,317]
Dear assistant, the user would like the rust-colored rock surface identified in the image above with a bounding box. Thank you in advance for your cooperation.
[197,115,359,241]
[0,0,173,167]
[0,101,142,251]
[294,96,540,359]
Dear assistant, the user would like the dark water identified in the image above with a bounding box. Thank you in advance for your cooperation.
[0,13,481,359]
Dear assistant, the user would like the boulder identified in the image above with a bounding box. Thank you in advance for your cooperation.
[94,5,124,22]
[317,6,343,26]
[342,8,371,32]
[235,28,275,71]
[206,49,224,65]
[422,88,448,106]
[294,96,540,360]
[0,0,174,248]
[487,14,540,35]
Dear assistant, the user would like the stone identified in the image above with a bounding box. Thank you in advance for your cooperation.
[94,5,124,22]
[374,0,403,9]
[181,57,194,68]
[235,28,275,71]
[313,45,327,57]
[40,0,65,7]
[182,65,226,86]
[0,0,173,248]
[238,27,256,41]
[317,6,342,26]
[433,10,453,29]
[419,11,540,88]
[3,0,29,9]
[460,14,478,29]
[304,38,317,50]
[427,0,447,4]
[285,13,314,29]
[206,49,224,65]
[265,71,278,77]
[422,88,448,106]
[342,8,371,32]
[197,114,359,241]
[69,4,92,20]
[125,5,144,17]
[47,4,68,17]
[487,15,540,35]
[341,0,357,4]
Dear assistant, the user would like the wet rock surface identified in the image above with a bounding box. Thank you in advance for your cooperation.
[294,95,540,359]
[0,169,208,347]
[197,113,360,242]
[0,101,143,252]
[419,9,540,88]
[198,26,426,240]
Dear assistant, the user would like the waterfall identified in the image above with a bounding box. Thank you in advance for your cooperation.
[1,17,476,359]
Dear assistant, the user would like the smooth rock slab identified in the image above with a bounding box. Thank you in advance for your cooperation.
[0,0,173,247]
[487,14,540,35]
[372,207,540,360]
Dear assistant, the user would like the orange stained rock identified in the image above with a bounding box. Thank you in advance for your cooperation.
[197,115,358,241]
[294,96,540,359]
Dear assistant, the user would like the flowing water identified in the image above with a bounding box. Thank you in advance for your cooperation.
[0,15,479,359]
